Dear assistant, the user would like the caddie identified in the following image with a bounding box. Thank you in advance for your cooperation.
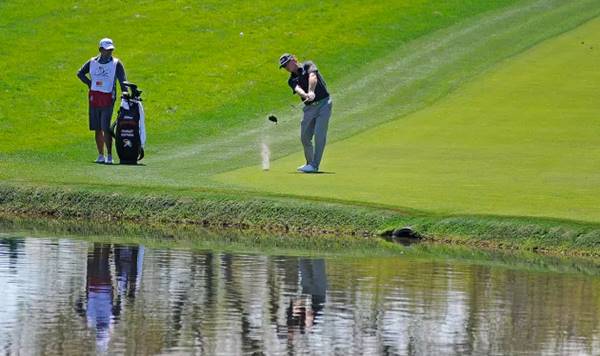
[279,53,332,173]
[77,38,127,164]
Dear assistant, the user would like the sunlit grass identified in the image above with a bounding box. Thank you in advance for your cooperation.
[0,0,517,153]
[217,13,600,223]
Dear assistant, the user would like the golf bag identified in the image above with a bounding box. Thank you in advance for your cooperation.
[111,82,146,165]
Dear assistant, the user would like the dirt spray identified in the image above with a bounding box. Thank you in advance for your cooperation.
[261,142,270,170]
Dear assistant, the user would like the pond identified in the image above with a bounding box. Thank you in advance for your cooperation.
[1,223,599,355]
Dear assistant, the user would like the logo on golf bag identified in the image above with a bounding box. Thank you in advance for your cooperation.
[123,139,132,148]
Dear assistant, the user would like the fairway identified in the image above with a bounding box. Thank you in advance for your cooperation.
[215,16,600,223]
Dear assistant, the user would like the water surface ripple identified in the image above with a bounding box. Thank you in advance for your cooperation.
[1,237,599,355]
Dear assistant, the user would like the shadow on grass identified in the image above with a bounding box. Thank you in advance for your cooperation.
[286,171,336,175]
[90,162,147,167]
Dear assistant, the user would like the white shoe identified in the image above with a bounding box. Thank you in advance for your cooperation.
[299,164,318,173]
[297,164,308,172]
[105,156,113,165]
[95,155,105,164]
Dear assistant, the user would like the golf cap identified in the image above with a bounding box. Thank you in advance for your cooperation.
[279,53,293,68]
[99,38,115,50]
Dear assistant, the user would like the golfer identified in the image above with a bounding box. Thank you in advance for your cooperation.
[280,53,332,173]
[77,38,127,164]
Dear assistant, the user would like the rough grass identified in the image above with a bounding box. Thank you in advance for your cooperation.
[0,216,399,258]
[2,184,600,257]
[0,183,399,236]
[3,215,600,275]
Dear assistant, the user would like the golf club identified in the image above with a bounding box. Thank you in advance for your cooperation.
[267,101,308,124]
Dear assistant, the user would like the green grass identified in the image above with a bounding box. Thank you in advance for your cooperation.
[0,0,518,153]
[0,215,401,258]
[217,13,600,223]
[3,215,600,276]
[1,0,600,254]
[1,0,596,187]
[1,184,599,256]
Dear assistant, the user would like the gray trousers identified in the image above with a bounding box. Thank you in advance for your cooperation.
[301,97,332,170]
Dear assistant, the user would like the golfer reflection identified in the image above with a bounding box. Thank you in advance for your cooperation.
[287,259,327,333]
[77,243,144,352]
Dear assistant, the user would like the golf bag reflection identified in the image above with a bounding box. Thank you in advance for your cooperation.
[111,82,146,165]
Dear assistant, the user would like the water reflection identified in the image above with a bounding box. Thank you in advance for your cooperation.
[1,236,599,355]
[287,259,327,332]
[74,244,144,352]
[0,238,24,271]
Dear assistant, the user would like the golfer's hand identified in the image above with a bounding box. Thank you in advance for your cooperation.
[306,92,316,102]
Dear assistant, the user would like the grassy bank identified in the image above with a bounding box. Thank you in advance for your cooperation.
[0,183,398,236]
[3,214,600,276]
[1,184,599,257]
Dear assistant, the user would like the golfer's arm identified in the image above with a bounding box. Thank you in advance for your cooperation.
[307,72,317,94]
[294,85,308,98]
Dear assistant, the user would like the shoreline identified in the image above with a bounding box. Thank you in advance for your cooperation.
[1,184,599,258]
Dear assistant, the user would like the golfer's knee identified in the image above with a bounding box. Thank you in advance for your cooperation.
[300,133,312,146]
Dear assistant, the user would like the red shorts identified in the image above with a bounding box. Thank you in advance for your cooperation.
[89,90,113,108]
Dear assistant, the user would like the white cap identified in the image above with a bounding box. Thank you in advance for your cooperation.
[99,38,115,50]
